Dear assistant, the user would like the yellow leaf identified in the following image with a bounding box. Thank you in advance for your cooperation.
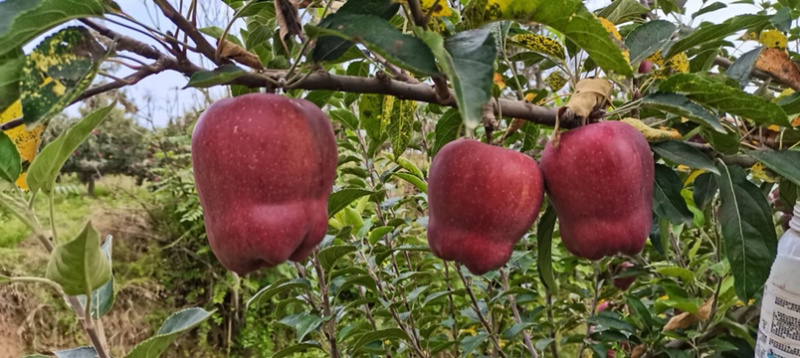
[493,72,506,90]
[598,17,621,41]
[751,162,778,183]
[524,93,535,102]
[759,29,788,50]
[684,169,706,186]
[1,101,46,190]
[620,118,681,142]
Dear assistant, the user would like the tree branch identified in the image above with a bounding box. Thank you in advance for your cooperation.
[153,0,220,64]
[713,56,800,91]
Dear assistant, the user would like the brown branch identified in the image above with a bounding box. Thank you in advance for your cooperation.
[153,0,220,64]
[406,0,428,30]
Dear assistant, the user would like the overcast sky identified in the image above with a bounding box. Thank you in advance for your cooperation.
[42,0,769,127]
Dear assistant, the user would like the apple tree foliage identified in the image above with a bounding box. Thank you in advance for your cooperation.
[0,0,800,357]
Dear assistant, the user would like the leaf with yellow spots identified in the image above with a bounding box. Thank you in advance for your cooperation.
[508,34,565,60]
[461,0,631,75]
[1,101,45,189]
[621,117,681,142]
[598,16,629,64]
[21,26,106,125]
[546,72,567,91]
[751,162,778,183]
[395,0,454,17]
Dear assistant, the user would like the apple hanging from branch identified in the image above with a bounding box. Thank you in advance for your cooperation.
[191,93,337,275]
[427,139,545,275]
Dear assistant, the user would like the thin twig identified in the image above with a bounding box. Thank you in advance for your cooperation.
[454,265,507,358]
[500,269,538,358]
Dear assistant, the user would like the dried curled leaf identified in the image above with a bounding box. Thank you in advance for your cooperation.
[663,299,713,331]
[508,34,565,60]
[561,78,611,120]
[275,0,303,52]
[755,47,800,91]
[218,40,264,70]
[620,117,681,142]
[631,344,647,358]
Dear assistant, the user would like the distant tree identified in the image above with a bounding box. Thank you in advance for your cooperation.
[46,90,153,196]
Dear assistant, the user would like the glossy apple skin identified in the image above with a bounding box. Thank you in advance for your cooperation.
[427,139,545,275]
[540,121,654,260]
[191,93,337,275]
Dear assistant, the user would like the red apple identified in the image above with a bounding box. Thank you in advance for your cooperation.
[638,60,653,74]
[191,93,337,275]
[540,121,654,260]
[613,261,636,290]
[427,139,545,275]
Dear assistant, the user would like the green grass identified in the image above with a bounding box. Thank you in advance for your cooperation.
[0,175,152,248]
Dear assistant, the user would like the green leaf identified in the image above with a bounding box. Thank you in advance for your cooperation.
[656,266,694,283]
[329,109,359,131]
[76,235,114,318]
[21,26,106,125]
[692,2,727,18]
[328,188,373,218]
[641,93,725,133]
[777,92,800,115]
[423,288,467,306]
[770,7,792,32]
[653,164,693,225]
[651,141,719,174]
[126,308,215,358]
[198,26,243,46]
[310,0,399,62]
[307,13,437,76]
[344,61,370,106]
[460,332,488,357]
[0,48,24,113]
[725,47,764,88]
[586,311,636,332]
[659,74,789,126]
[368,226,394,245]
[45,221,111,296]
[0,131,20,183]
[318,244,358,271]
[598,0,650,24]
[185,64,246,88]
[463,0,632,76]
[537,204,558,292]
[625,296,656,332]
[353,328,409,351]
[279,313,324,341]
[625,20,676,65]
[53,347,97,358]
[26,103,114,195]
[431,108,461,156]
[0,0,105,58]
[273,343,323,358]
[716,163,777,301]
[700,127,740,155]
[247,278,312,308]
[442,29,496,129]
[748,150,800,186]
[392,172,428,193]
[665,15,770,58]
[395,156,425,179]
[693,172,719,210]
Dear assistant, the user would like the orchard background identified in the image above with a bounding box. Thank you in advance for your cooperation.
[1,0,800,357]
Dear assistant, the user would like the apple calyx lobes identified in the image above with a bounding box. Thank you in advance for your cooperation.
[540,121,654,260]
[191,93,337,275]
[427,139,545,275]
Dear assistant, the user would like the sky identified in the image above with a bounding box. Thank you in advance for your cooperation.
[35,0,770,127]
